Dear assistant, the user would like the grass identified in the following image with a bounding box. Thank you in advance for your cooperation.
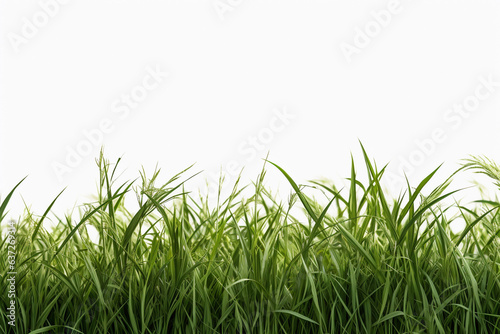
[2,145,500,333]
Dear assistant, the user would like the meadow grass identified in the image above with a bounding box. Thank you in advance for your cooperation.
[2,146,500,333]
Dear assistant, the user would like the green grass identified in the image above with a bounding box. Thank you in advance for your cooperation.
[2,146,500,333]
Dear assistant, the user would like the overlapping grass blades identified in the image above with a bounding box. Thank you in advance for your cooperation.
[1,147,500,333]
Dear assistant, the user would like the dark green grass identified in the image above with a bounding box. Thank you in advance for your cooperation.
[2,147,500,333]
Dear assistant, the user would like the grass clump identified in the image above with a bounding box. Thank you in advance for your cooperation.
[2,146,500,333]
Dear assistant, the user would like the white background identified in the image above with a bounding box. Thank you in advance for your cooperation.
[1,0,500,220]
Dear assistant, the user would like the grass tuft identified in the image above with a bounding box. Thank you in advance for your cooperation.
[2,149,500,333]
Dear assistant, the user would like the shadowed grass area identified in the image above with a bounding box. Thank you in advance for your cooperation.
[2,146,500,333]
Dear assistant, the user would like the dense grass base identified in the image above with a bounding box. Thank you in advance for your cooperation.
[2,149,500,333]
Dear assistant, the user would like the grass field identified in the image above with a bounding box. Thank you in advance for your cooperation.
[2,146,500,333]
